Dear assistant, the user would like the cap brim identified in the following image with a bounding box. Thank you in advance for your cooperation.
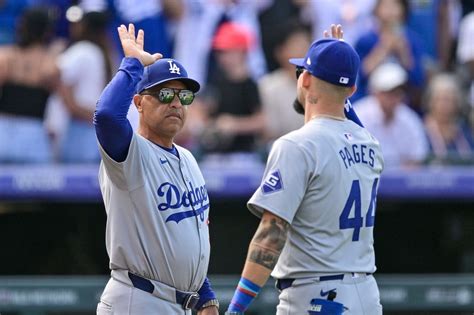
[289,58,305,67]
[142,77,201,93]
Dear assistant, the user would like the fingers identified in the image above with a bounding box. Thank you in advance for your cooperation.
[337,24,344,39]
[152,53,163,62]
[324,24,344,40]
[136,29,144,49]
[128,23,136,42]
[117,24,128,40]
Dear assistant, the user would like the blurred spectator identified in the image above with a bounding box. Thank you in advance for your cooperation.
[45,7,113,163]
[297,0,376,46]
[173,0,270,88]
[423,73,474,164]
[0,8,59,163]
[0,0,30,45]
[31,0,71,40]
[199,22,265,154]
[353,0,426,110]
[407,0,461,72]
[258,0,302,72]
[258,20,307,142]
[354,62,428,168]
[457,10,474,129]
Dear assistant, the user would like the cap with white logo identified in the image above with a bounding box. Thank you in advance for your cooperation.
[136,58,200,94]
[289,38,360,87]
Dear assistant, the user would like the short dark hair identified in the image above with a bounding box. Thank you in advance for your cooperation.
[17,8,53,47]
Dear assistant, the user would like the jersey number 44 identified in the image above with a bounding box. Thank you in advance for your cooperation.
[339,178,379,242]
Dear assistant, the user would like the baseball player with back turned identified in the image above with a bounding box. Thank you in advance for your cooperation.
[94,24,219,314]
[225,25,384,315]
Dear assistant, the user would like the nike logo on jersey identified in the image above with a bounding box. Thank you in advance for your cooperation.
[157,182,209,223]
[262,170,283,194]
[160,158,168,164]
[320,288,337,297]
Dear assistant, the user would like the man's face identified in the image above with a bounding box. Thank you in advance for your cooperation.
[375,87,404,119]
[137,80,189,139]
[293,69,306,115]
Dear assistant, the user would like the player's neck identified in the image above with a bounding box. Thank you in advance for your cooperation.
[138,129,174,149]
[304,102,345,124]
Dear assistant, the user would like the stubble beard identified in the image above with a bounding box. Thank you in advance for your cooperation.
[293,97,305,115]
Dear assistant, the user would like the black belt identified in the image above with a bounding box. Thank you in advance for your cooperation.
[128,272,200,310]
[276,273,372,291]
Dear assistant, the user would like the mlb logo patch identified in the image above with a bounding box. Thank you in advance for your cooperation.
[339,77,349,84]
[344,133,353,141]
[262,170,283,194]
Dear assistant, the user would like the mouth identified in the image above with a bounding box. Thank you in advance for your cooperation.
[166,112,182,120]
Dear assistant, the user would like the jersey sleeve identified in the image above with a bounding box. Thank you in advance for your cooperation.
[98,133,147,191]
[247,138,311,224]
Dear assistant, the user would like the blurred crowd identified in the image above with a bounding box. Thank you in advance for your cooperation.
[1,0,474,169]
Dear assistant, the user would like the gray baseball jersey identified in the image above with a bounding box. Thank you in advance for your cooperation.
[98,133,210,292]
[248,117,384,279]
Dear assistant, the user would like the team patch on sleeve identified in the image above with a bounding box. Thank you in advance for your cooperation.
[261,170,283,194]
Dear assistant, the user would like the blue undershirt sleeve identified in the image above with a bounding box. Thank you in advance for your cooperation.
[344,99,364,128]
[94,57,144,162]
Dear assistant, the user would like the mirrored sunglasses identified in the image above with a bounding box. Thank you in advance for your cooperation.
[142,88,195,106]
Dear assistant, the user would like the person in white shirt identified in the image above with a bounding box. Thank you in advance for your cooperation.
[354,62,428,168]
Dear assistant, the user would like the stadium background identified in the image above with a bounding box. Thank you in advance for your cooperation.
[1,0,474,314]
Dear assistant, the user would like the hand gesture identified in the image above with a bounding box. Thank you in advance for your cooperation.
[323,24,344,40]
[117,24,162,66]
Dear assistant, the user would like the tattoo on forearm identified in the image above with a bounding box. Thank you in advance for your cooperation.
[248,217,289,270]
[249,243,280,269]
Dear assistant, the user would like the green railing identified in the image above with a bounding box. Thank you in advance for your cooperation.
[0,274,473,314]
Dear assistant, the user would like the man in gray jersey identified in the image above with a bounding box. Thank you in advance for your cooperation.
[94,24,219,314]
[225,25,384,315]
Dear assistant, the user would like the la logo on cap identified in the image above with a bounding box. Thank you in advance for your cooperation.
[167,60,181,74]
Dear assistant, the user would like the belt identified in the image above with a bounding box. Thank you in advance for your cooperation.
[112,270,200,310]
[276,273,372,291]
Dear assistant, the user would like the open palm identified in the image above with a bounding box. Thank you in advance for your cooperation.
[117,24,162,66]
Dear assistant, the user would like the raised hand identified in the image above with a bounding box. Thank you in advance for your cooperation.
[323,24,344,40]
[117,24,162,66]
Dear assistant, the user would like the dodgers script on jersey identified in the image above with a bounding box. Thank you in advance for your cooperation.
[98,133,210,292]
[248,117,384,279]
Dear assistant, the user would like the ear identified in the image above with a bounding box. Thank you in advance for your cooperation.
[133,95,143,112]
[301,70,311,89]
[348,85,357,98]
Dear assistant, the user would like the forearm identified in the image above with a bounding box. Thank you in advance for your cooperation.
[236,111,265,134]
[58,84,95,122]
[362,44,390,75]
[227,211,289,312]
[94,57,143,161]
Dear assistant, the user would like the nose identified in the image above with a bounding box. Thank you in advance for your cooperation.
[168,95,182,108]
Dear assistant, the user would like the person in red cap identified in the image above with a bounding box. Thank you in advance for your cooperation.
[198,22,265,154]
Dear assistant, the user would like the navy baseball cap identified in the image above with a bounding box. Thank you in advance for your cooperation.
[136,58,200,94]
[289,38,360,87]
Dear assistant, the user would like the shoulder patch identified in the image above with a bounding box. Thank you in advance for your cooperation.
[262,170,283,194]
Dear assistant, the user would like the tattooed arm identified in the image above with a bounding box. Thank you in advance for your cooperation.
[225,211,289,313]
[241,211,290,286]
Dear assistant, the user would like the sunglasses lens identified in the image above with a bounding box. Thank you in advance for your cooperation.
[296,67,304,79]
[178,90,194,105]
[158,88,175,103]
